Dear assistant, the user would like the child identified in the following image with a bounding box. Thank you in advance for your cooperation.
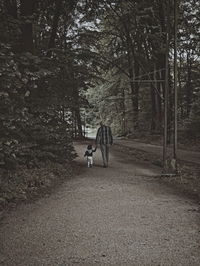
[84,144,97,167]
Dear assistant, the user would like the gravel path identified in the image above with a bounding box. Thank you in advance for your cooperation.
[0,143,200,266]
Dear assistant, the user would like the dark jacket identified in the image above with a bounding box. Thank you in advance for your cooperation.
[84,147,96,157]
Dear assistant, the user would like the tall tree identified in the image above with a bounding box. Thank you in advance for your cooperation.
[20,0,34,52]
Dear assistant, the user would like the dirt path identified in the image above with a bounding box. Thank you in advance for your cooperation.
[0,143,200,266]
[116,139,200,165]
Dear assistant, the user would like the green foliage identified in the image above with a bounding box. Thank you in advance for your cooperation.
[84,0,200,141]
[0,42,77,169]
[0,0,85,170]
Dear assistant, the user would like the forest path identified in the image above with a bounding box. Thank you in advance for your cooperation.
[0,142,200,266]
[116,139,200,165]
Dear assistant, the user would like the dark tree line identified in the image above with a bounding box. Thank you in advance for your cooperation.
[0,0,94,170]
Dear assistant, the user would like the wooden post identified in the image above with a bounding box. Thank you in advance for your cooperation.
[173,0,178,173]
[122,88,126,135]
[74,111,77,139]
[163,0,170,173]
[84,111,86,138]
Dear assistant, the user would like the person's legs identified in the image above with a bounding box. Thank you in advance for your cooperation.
[87,157,90,167]
[90,157,93,167]
[100,144,107,167]
[105,145,109,165]
[87,156,93,167]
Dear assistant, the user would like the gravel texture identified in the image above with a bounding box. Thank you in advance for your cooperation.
[0,143,200,266]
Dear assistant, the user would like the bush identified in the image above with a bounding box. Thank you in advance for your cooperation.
[0,43,76,170]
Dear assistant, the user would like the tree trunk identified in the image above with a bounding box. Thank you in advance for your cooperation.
[156,69,163,130]
[5,0,18,18]
[47,0,62,56]
[123,18,140,131]
[186,52,193,117]
[178,52,184,118]
[73,84,83,137]
[75,108,82,137]
[74,111,77,138]
[167,72,173,144]
[20,0,34,53]
[154,55,165,132]
[126,44,139,131]
[150,83,157,132]
[133,61,140,129]
[62,105,65,121]
[149,65,163,133]
[122,88,126,135]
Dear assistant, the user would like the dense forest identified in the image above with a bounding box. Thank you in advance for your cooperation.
[85,0,200,140]
[0,0,200,204]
